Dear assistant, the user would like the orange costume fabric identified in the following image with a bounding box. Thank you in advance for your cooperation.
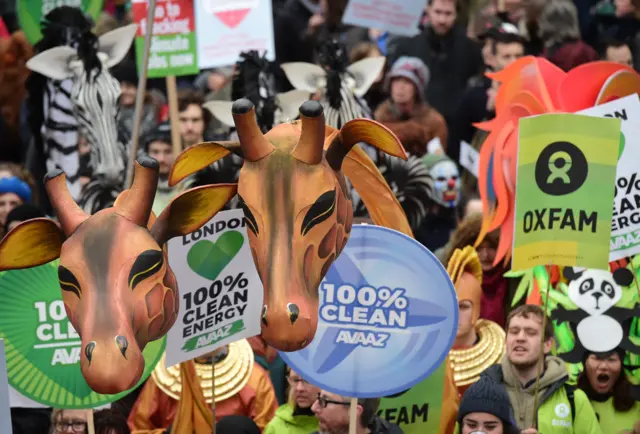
[128,360,277,433]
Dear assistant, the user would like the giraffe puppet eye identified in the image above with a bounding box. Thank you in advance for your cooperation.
[128,250,164,290]
[301,189,336,235]
[58,266,82,298]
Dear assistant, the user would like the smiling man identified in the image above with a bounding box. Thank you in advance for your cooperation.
[480,305,601,434]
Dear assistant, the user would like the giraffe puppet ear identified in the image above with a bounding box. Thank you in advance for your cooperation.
[150,184,238,246]
[0,218,64,271]
[168,141,243,186]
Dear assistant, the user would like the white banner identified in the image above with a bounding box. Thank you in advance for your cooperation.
[342,0,424,37]
[459,140,479,179]
[165,209,262,367]
[579,94,640,261]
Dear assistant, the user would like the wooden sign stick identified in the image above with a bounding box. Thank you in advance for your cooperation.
[348,397,358,434]
[212,362,216,434]
[86,409,95,434]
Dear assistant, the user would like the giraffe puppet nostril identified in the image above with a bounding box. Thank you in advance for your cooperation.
[261,305,268,326]
[287,303,300,325]
[115,335,128,358]
[85,341,96,363]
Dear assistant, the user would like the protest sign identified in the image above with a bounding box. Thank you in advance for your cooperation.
[577,94,640,261]
[0,340,11,432]
[342,0,425,37]
[0,262,165,408]
[132,0,199,78]
[512,113,620,271]
[459,140,480,179]
[377,363,445,433]
[17,0,103,44]
[279,225,458,398]
[194,0,275,69]
[165,209,262,367]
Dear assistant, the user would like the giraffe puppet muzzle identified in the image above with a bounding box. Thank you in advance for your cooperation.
[169,98,411,352]
[0,157,236,394]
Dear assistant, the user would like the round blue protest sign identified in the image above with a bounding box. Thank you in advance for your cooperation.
[279,225,458,398]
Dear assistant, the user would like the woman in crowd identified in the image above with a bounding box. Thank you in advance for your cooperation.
[456,375,519,434]
[577,349,640,433]
[264,369,320,433]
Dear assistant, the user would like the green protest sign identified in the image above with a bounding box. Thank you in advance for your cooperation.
[132,0,199,78]
[377,362,444,433]
[17,0,104,44]
[182,319,246,352]
[0,260,165,408]
[512,113,620,271]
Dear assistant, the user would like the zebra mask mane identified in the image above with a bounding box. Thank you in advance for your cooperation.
[280,39,385,128]
[205,50,309,132]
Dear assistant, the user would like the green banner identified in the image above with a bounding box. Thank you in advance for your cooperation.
[377,362,445,433]
[513,113,620,271]
[17,0,104,44]
[0,260,164,408]
[182,319,245,352]
[132,0,199,78]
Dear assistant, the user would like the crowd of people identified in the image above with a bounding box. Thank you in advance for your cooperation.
[1,0,640,433]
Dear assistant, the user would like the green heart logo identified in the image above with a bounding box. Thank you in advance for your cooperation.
[619,131,626,161]
[187,231,244,280]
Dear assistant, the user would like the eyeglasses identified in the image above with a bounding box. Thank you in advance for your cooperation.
[287,376,310,386]
[55,421,87,433]
[315,393,350,408]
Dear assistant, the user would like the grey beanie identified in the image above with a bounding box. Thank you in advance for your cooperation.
[457,376,517,430]
[385,56,430,100]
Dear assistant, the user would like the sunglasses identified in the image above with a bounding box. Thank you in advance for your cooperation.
[315,393,350,409]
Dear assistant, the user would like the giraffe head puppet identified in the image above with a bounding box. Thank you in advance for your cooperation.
[169,98,412,352]
[25,23,137,184]
[0,158,236,394]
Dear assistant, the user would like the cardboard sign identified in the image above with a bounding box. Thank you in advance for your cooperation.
[577,94,640,261]
[17,0,104,44]
[342,0,424,37]
[165,209,262,367]
[194,0,275,69]
[0,340,12,432]
[279,225,458,398]
[132,0,200,78]
[0,262,165,408]
[512,113,620,271]
[459,140,479,178]
[377,363,444,433]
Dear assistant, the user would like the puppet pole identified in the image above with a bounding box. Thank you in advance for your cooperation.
[86,409,95,434]
[530,262,553,429]
[165,75,182,157]
[125,0,157,188]
[212,362,216,434]
[348,397,358,434]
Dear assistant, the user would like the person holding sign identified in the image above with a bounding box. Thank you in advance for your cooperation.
[127,340,277,432]
[480,305,601,434]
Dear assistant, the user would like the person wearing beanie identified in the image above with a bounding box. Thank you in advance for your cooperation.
[577,349,640,433]
[3,203,45,234]
[456,376,519,434]
[374,56,447,158]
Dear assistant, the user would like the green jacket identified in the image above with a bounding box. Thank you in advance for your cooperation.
[590,396,640,433]
[264,403,319,434]
[481,356,602,434]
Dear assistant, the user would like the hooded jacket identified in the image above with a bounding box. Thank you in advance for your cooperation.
[264,403,319,434]
[481,355,602,434]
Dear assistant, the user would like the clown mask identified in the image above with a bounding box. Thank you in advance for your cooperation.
[424,156,460,208]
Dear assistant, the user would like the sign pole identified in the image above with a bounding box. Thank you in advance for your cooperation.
[86,409,95,434]
[348,397,358,434]
[165,75,182,157]
[212,362,216,434]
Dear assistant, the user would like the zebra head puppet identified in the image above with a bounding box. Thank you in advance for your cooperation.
[205,50,309,133]
[26,24,137,196]
[280,39,385,129]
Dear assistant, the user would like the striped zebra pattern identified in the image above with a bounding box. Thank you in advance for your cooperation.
[319,82,373,130]
[42,79,82,200]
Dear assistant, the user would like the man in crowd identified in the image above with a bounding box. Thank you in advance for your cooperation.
[387,0,483,162]
[601,39,634,66]
[481,305,602,433]
[311,391,402,434]
[177,90,211,150]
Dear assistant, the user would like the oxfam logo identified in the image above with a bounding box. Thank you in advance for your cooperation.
[535,141,588,196]
[555,403,570,418]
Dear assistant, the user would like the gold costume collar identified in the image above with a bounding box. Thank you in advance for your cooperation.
[152,339,255,404]
[449,319,505,387]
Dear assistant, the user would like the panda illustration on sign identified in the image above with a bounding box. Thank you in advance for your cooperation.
[551,266,640,363]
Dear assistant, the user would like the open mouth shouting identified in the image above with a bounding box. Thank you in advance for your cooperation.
[511,346,528,357]
[593,373,613,393]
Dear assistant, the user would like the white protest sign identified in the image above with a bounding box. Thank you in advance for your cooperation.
[459,140,480,178]
[194,0,275,69]
[342,0,424,37]
[0,340,12,432]
[578,94,640,261]
[166,209,262,367]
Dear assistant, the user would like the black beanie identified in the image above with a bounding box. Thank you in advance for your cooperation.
[4,204,46,233]
[216,415,261,434]
[142,122,172,153]
[458,376,516,429]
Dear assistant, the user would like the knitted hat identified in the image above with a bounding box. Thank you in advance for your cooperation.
[458,376,516,429]
[142,121,171,152]
[421,152,451,170]
[216,415,261,434]
[385,56,429,101]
